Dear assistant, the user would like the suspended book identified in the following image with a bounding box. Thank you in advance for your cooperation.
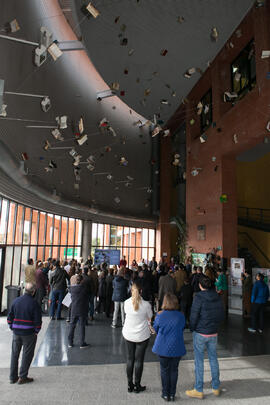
[78,116,84,134]
[41,96,51,112]
[51,128,64,141]
[8,19,20,33]
[48,42,63,61]
[210,27,218,42]
[86,2,100,18]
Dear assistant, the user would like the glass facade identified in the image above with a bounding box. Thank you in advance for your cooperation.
[91,223,156,266]
[0,196,83,312]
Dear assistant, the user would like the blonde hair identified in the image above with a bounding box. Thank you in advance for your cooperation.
[131,283,141,311]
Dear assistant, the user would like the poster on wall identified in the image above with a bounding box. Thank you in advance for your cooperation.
[191,253,207,267]
[230,258,245,287]
[252,268,270,301]
[94,249,120,265]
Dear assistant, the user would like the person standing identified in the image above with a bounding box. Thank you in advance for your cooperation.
[152,293,186,401]
[105,268,114,318]
[7,283,42,384]
[96,271,107,314]
[179,279,193,327]
[122,282,153,393]
[241,270,253,318]
[68,275,90,348]
[174,264,187,295]
[119,256,127,268]
[186,277,224,399]
[111,268,128,328]
[215,269,228,313]
[35,262,48,308]
[149,256,158,272]
[248,273,269,334]
[24,258,36,284]
[158,270,177,309]
[50,260,69,320]
[88,267,98,321]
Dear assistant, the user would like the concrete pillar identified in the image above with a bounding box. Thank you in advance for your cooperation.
[82,220,92,261]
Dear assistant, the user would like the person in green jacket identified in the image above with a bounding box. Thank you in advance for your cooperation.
[215,269,228,312]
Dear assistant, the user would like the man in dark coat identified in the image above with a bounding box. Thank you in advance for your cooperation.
[68,275,89,348]
[7,283,42,384]
[105,268,114,318]
[158,270,177,309]
[186,276,224,399]
[179,279,193,326]
[50,261,69,320]
[35,262,48,308]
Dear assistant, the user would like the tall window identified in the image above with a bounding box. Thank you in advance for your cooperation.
[91,222,156,266]
[0,196,83,312]
[231,40,256,96]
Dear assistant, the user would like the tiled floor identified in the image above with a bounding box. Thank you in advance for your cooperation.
[1,356,270,405]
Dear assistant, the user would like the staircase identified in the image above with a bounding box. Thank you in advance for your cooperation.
[238,231,270,268]
[238,246,260,269]
[238,206,270,232]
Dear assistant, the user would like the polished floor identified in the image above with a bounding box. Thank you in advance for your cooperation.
[31,311,270,367]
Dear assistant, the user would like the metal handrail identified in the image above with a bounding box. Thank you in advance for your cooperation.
[238,206,270,224]
[238,232,270,265]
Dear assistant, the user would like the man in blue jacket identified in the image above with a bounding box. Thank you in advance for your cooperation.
[7,283,42,384]
[248,273,269,334]
[186,276,224,399]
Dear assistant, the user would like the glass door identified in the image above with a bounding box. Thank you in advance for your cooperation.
[0,247,6,313]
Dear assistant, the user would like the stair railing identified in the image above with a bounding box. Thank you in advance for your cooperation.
[238,232,270,265]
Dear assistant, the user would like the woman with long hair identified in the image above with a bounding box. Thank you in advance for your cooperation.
[152,293,186,401]
[122,282,153,393]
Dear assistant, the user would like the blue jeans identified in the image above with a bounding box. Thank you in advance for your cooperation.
[159,356,181,397]
[193,332,220,392]
[50,290,65,319]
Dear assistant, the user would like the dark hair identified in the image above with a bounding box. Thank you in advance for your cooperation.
[199,276,212,290]
[28,258,33,265]
[162,293,179,310]
[257,273,264,281]
[55,260,60,267]
[76,274,83,284]
[197,266,203,273]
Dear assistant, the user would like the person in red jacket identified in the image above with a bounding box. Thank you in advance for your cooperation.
[119,256,127,268]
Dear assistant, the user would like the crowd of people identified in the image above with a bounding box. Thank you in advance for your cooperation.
[6,253,269,400]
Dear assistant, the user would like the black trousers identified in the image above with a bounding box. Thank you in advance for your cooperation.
[68,316,86,346]
[10,333,37,381]
[34,288,46,308]
[125,338,149,385]
[251,303,265,330]
[181,301,192,323]
[159,356,181,397]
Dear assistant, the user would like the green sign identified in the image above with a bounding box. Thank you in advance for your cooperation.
[64,248,78,258]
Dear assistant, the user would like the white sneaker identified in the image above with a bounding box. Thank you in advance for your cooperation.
[248,328,256,333]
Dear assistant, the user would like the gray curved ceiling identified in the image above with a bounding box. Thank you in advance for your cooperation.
[0,0,254,224]
[78,0,254,121]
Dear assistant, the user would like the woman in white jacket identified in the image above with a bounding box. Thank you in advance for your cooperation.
[122,281,153,393]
